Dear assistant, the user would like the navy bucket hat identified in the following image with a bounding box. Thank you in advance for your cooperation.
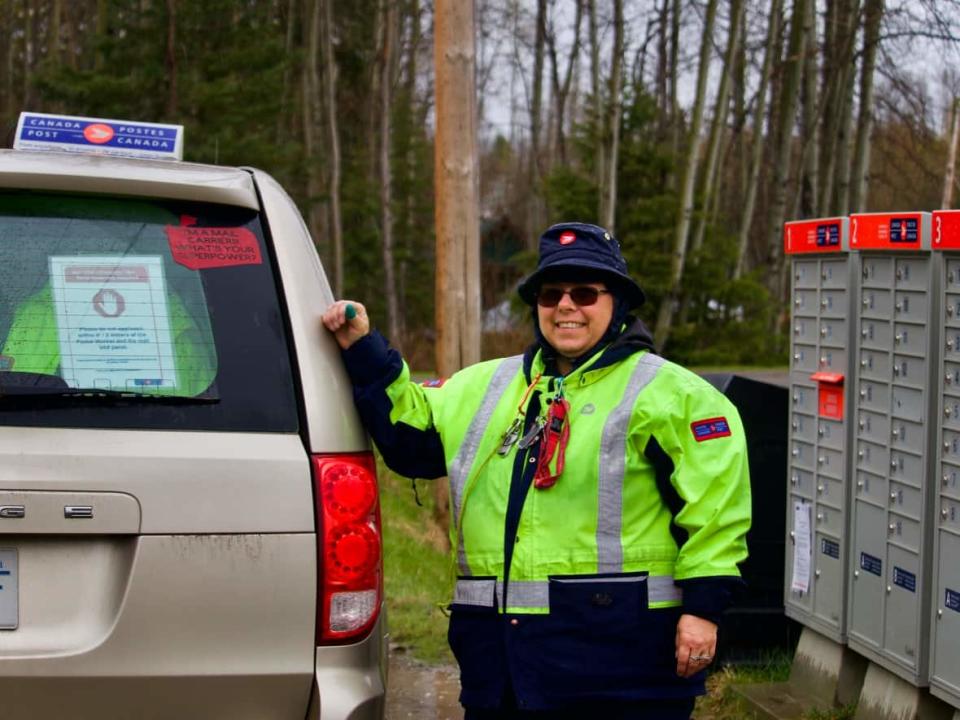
[517,222,646,308]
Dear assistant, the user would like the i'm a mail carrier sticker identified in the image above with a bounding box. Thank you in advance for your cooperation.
[15,112,184,161]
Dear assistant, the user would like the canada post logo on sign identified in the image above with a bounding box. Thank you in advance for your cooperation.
[14,112,184,161]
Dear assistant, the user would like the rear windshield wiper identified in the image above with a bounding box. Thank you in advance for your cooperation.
[0,372,218,403]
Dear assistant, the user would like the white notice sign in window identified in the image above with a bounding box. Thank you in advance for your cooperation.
[791,500,812,594]
[49,255,176,390]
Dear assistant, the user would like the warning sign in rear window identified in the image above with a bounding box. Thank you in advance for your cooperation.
[165,215,262,270]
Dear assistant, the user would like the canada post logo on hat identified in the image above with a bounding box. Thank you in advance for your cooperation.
[559,231,577,245]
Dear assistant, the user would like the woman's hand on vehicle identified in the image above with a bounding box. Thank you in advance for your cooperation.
[322,300,370,350]
[674,613,718,678]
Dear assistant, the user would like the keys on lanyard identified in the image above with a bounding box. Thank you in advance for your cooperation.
[497,417,524,456]
[517,416,547,450]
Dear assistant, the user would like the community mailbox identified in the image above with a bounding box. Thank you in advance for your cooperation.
[847,212,939,686]
[783,217,856,643]
[930,209,960,709]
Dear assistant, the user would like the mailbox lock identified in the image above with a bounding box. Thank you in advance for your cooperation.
[892,428,900,438]
[857,479,865,488]
[858,450,865,459]
[893,366,901,376]
[814,569,821,579]
[862,298,870,308]
[860,390,867,399]
[886,585,892,594]
[854,570,860,578]
[794,325,801,335]
[948,407,953,418]
[821,299,828,309]
[946,442,952,453]
[894,334,902,345]
[861,329,869,338]
[792,448,800,457]
[817,484,824,494]
[817,456,825,465]
[949,306,956,318]
[795,297,802,307]
[793,394,799,403]
[939,609,944,619]
[794,353,801,361]
[888,523,896,534]
[943,508,950,520]
[891,460,899,469]
[859,419,866,429]
[947,374,954,385]
[945,474,951,487]
[861,359,868,368]
[792,421,799,430]
[791,475,799,485]
[949,340,955,351]
[895,302,902,312]
[820,327,827,337]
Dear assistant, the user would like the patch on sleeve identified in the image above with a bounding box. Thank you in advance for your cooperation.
[691,417,731,442]
[0,355,14,371]
[420,378,447,388]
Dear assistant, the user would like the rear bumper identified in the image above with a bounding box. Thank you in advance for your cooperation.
[308,605,388,720]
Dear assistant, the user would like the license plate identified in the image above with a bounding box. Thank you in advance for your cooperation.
[0,548,18,629]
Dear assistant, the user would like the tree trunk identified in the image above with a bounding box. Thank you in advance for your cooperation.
[588,0,604,219]
[530,0,547,184]
[691,0,746,255]
[49,0,62,68]
[668,0,681,181]
[380,0,401,343]
[944,98,960,210]
[798,0,818,217]
[165,0,178,118]
[321,0,344,297]
[767,0,809,325]
[655,0,669,134]
[818,0,859,216]
[599,0,623,231]
[653,0,718,351]
[849,0,883,213]
[547,0,582,167]
[277,0,298,143]
[302,0,328,273]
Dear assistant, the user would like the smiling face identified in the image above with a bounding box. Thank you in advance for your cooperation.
[537,281,614,373]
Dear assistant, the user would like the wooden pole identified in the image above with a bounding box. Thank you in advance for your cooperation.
[433,0,481,377]
[433,0,481,540]
[943,97,960,210]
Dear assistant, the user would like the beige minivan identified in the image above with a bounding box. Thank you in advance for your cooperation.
[0,135,386,719]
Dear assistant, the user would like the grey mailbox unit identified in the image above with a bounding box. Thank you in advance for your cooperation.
[784,217,856,642]
[847,211,939,686]
[930,209,960,709]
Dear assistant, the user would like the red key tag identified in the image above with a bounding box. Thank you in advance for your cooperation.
[534,398,570,489]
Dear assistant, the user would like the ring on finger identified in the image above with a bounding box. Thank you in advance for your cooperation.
[690,655,713,662]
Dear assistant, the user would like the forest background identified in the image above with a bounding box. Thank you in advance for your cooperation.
[2,0,960,368]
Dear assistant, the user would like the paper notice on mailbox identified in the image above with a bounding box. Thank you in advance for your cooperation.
[791,501,812,593]
[49,255,176,391]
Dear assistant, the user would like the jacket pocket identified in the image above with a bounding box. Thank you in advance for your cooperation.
[526,573,682,699]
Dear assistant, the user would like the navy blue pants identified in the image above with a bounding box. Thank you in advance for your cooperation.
[464,696,696,719]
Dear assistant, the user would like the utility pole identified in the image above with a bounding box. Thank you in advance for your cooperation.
[944,97,960,210]
[433,0,481,538]
[434,0,481,376]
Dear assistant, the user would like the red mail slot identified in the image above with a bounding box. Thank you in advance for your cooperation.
[810,371,844,420]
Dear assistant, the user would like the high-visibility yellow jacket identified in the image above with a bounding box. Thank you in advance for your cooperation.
[2,285,216,396]
[344,321,751,709]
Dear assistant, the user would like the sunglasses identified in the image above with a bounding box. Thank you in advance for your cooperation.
[536,286,610,307]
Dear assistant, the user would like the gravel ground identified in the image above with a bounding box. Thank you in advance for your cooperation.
[386,651,464,720]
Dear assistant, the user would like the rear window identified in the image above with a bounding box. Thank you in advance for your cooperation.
[0,191,298,432]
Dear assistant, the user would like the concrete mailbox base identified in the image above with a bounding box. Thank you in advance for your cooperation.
[733,627,867,719]
[854,664,954,720]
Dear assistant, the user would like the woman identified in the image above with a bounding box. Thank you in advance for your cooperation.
[323,222,751,719]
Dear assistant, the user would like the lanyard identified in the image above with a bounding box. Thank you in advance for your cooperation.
[497,372,542,456]
[533,379,570,489]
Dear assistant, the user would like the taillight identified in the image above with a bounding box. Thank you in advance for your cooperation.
[312,453,382,643]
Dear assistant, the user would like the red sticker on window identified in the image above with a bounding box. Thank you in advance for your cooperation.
[165,215,262,270]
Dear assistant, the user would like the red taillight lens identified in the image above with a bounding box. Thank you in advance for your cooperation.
[312,453,382,643]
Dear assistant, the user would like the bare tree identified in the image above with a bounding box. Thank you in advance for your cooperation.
[380,0,401,343]
[945,96,960,208]
[767,0,810,316]
[849,0,884,212]
[734,0,783,279]
[654,0,718,351]
[599,0,623,231]
[321,0,344,296]
[546,0,582,167]
[165,0,178,118]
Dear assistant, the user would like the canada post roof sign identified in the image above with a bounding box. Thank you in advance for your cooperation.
[14,112,184,161]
